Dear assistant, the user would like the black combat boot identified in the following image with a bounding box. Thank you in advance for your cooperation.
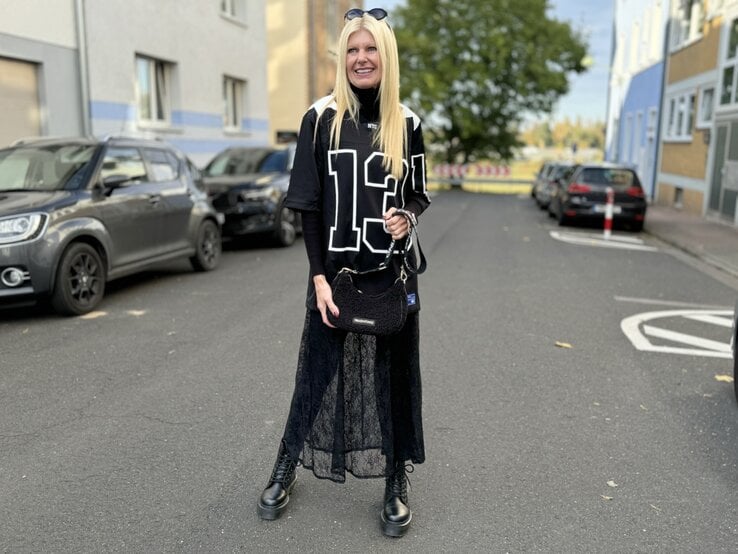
[257,440,297,520]
[380,462,413,537]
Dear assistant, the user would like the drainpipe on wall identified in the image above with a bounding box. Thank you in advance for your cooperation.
[74,0,92,136]
[652,14,671,204]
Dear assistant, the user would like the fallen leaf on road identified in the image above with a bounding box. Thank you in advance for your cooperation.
[715,374,734,383]
[127,310,146,317]
[650,504,661,512]
[640,404,648,411]
[600,495,613,501]
[80,311,107,320]
[555,341,572,349]
[607,480,618,488]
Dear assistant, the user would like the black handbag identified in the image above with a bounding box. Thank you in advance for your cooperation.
[327,209,426,336]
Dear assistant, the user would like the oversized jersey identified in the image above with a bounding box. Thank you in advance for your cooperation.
[285,95,431,313]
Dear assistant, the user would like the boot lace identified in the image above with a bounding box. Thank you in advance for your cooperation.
[270,448,296,484]
[387,463,413,500]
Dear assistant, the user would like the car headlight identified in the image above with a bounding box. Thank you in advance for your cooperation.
[239,186,280,202]
[0,213,47,245]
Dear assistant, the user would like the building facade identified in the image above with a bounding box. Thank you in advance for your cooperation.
[706,0,738,224]
[606,0,669,198]
[0,2,85,146]
[657,0,720,216]
[266,0,358,144]
[0,0,270,166]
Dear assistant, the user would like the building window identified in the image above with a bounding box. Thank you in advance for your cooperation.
[223,76,245,130]
[721,19,738,106]
[670,0,703,50]
[697,87,714,128]
[623,115,632,162]
[647,107,658,138]
[664,92,696,140]
[136,55,172,123]
[667,98,676,136]
[221,0,246,22]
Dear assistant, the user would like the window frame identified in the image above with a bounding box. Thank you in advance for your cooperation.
[223,75,246,132]
[663,91,696,142]
[696,86,715,128]
[135,55,173,126]
[670,0,704,51]
[220,0,247,24]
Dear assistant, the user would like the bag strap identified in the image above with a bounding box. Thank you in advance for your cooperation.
[341,208,426,280]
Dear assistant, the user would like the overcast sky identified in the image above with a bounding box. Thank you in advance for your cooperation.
[381,0,613,123]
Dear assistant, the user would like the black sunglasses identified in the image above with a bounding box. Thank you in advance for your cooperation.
[344,8,388,21]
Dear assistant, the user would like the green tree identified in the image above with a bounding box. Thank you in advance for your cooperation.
[393,0,588,162]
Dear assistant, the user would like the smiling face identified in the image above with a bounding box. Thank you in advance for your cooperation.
[345,28,382,89]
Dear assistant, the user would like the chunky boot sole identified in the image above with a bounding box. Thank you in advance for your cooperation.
[380,510,412,537]
[257,477,296,520]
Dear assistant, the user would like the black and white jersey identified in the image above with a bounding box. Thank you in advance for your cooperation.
[285,95,431,312]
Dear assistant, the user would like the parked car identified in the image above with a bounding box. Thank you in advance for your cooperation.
[0,136,222,315]
[533,162,573,210]
[531,161,554,200]
[548,162,647,231]
[201,144,302,246]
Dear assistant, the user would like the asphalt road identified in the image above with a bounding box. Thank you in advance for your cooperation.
[1,190,737,553]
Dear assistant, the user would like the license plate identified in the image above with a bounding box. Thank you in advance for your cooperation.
[594,204,622,214]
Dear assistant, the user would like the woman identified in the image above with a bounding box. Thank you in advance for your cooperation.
[257,8,431,538]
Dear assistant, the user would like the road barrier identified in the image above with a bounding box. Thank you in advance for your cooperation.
[603,186,614,239]
[429,163,532,194]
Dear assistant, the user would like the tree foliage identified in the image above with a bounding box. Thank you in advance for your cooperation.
[521,119,605,150]
[393,0,588,162]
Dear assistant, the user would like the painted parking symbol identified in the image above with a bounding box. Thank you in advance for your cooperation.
[550,230,658,252]
[621,309,734,358]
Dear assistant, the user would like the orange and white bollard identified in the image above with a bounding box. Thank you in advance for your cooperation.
[603,186,614,240]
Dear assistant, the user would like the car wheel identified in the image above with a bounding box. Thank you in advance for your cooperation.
[190,219,221,271]
[274,205,297,247]
[51,242,106,316]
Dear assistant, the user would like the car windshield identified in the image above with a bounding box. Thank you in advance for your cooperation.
[204,149,288,176]
[581,167,638,188]
[0,144,97,191]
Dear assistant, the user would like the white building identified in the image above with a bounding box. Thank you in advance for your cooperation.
[0,0,269,166]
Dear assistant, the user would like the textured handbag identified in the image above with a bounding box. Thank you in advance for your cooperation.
[327,269,409,335]
[327,209,426,336]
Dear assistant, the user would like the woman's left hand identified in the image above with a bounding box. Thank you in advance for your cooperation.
[383,208,409,240]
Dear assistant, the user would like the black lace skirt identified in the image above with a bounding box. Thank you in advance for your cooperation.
[281,309,425,483]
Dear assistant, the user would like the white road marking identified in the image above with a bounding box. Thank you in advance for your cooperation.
[621,308,734,358]
[550,230,658,251]
[642,324,732,353]
[614,296,732,309]
[682,314,734,328]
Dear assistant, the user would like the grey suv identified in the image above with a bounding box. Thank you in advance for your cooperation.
[0,136,222,315]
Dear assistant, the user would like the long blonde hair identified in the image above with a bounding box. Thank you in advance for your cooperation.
[330,15,406,180]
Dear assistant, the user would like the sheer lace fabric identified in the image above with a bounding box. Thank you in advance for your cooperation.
[282,310,425,482]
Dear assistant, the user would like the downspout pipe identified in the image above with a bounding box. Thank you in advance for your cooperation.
[74,0,92,136]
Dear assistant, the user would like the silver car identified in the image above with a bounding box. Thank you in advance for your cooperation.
[0,136,222,315]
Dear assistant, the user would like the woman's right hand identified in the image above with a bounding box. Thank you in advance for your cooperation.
[313,274,339,328]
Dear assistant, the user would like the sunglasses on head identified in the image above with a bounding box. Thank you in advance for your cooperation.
[344,8,388,21]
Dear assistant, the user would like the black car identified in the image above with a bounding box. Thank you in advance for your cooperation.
[201,145,302,246]
[548,163,647,231]
[0,136,222,315]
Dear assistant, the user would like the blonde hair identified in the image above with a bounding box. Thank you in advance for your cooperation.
[329,15,406,179]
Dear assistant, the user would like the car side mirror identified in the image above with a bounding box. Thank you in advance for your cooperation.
[101,174,131,195]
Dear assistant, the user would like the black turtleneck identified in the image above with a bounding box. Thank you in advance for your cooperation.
[351,84,380,123]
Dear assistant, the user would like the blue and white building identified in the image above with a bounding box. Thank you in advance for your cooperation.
[606,0,670,198]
